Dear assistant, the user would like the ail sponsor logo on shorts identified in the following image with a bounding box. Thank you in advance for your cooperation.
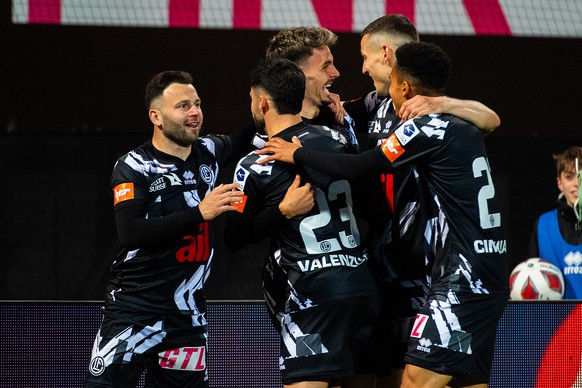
[158,346,206,371]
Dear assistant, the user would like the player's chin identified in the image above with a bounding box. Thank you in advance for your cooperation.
[183,131,199,145]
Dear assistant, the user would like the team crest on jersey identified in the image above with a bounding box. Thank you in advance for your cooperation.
[199,165,214,184]
[380,133,405,162]
[395,122,420,145]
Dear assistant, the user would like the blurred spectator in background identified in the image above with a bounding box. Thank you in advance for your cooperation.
[529,146,582,299]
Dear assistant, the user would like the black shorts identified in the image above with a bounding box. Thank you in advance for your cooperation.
[404,290,508,386]
[360,278,427,376]
[270,295,380,385]
[85,306,208,388]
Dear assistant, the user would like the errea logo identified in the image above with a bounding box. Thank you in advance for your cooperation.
[417,338,432,353]
[564,252,582,275]
[183,170,196,185]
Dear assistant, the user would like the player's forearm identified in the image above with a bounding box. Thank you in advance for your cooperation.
[115,204,203,249]
[294,147,383,181]
[444,97,500,134]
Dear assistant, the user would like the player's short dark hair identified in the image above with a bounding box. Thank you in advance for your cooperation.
[361,14,419,42]
[145,70,193,109]
[266,27,337,65]
[250,59,305,115]
[394,42,450,95]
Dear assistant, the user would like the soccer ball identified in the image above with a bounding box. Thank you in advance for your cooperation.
[509,258,565,300]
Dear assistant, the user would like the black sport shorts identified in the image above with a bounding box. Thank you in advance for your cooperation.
[270,295,380,385]
[85,307,208,387]
[404,289,508,386]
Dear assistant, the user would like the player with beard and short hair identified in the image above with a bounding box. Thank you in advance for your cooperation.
[225,58,379,388]
[85,70,257,387]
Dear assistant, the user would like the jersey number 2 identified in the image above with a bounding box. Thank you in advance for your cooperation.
[473,156,501,229]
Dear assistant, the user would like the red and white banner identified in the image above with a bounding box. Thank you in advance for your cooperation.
[12,0,582,37]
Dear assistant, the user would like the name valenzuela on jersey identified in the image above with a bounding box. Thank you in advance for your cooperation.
[297,253,368,272]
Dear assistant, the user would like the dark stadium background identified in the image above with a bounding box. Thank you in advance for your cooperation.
[1,2,581,300]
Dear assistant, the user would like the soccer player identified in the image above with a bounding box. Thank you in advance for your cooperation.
[260,26,359,152]
[225,58,379,388]
[257,42,509,388]
[84,70,256,387]
[342,14,502,387]
[529,146,582,299]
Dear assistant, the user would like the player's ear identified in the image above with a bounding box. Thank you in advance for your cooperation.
[556,176,564,192]
[382,44,391,63]
[149,109,162,126]
[402,81,411,97]
[259,95,269,113]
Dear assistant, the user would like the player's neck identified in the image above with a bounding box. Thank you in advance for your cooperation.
[300,101,319,120]
[265,114,303,139]
[152,131,192,161]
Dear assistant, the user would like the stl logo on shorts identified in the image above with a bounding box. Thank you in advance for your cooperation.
[113,182,134,205]
[380,133,405,162]
[410,314,429,338]
[159,346,206,371]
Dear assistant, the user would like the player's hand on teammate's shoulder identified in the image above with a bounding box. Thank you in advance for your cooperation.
[399,95,447,121]
[256,137,303,165]
[198,183,244,220]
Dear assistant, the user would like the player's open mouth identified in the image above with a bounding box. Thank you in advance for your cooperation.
[186,122,199,130]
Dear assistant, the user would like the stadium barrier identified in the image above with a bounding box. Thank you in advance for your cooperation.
[1,301,580,387]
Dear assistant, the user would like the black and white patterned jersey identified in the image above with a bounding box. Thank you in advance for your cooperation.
[345,92,425,284]
[307,105,359,153]
[250,110,359,153]
[375,114,509,293]
[106,136,235,327]
[294,113,509,294]
[233,122,377,311]
[344,91,398,144]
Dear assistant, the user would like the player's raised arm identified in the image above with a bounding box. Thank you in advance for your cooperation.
[398,95,500,134]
